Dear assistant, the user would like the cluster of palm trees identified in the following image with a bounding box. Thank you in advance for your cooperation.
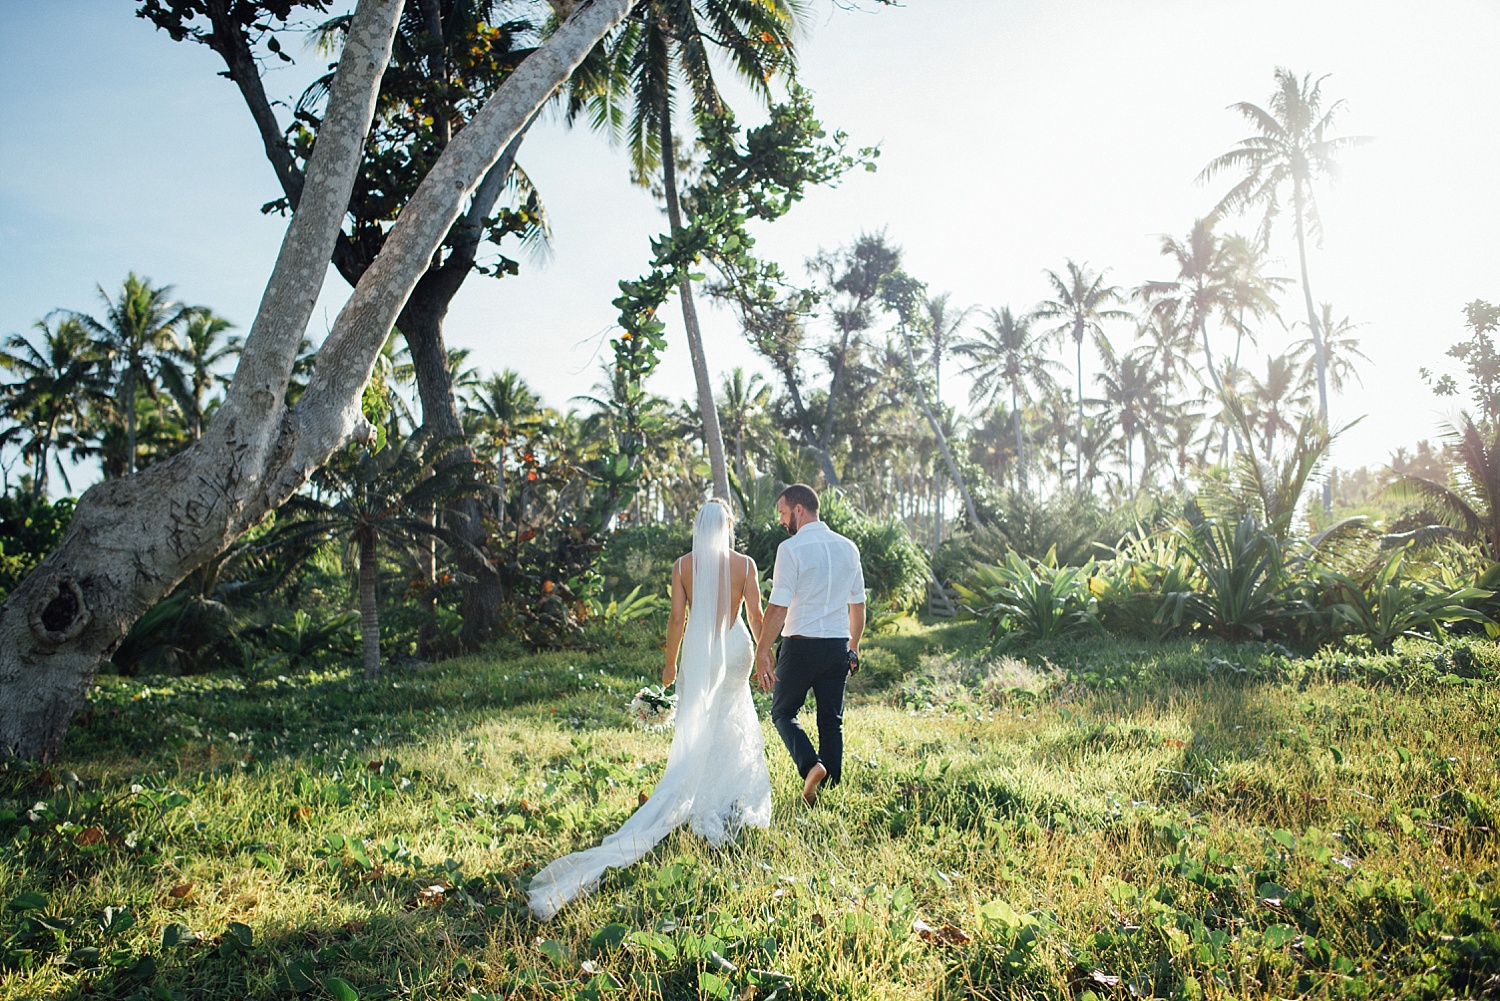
[0,274,238,497]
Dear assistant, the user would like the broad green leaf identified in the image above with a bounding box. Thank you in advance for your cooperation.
[589,922,629,949]
[324,976,360,1001]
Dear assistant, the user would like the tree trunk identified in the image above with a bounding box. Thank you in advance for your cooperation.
[124,365,137,477]
[196,1,532,641]
[397,288,503,647]
[0,0,636,761]
[359,530,380,679]
[899,323,978,526]
[1292,182,1333,514]
[1011,384,1026,494]
[659,107,731,501]
[1074,329,1084,492]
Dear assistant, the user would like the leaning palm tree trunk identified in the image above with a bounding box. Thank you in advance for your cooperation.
[659,107,731,501]
[899,324,978,526]
[358,531,380,679]
[1293,184,1333,513]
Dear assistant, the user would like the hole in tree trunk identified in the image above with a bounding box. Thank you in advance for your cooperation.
[29,576,91,645]
[41,588,78,633]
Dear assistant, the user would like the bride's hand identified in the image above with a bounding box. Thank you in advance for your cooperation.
[662,664,676,687]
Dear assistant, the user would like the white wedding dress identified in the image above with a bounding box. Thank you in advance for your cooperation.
[528,502,772,920]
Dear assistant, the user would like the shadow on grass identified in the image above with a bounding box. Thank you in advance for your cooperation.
[52,625,668,788]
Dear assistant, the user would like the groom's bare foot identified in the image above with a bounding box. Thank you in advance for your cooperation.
[802,763,828,806]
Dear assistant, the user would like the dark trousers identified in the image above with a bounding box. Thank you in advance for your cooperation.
[770,636,849,787]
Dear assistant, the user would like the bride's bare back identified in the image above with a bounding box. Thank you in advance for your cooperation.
[662,552,764,686]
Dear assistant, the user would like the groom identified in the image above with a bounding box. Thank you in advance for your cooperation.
[755,484,866,806]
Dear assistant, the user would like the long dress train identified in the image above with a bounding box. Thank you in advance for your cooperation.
[528,505,771,920]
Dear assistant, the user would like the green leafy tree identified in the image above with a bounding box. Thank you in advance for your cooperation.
[139,0,552,646]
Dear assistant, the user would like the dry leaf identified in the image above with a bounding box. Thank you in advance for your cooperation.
[738,986,760,1001]
[639,791,650,807]
[367,760,384,774]
[74,826,105,847]
[413,883,448,907]
[1160,738,1187,748]
[810,913,826,929]
[168,882,195,899]
[289,805,313,824]
[913,918,971,945]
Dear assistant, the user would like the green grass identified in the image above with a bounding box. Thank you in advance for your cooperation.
[5,621,1500,999]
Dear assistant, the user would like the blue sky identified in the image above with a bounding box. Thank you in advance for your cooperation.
[3,0,1499,486]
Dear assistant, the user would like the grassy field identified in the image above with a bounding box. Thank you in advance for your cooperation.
[4,620,1500,999]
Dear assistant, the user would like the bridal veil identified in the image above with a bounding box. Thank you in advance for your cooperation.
[528,500,770,920]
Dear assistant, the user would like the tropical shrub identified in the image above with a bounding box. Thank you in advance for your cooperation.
[1318,552,1494,649]
[0,490,74,601]
[956,550,1102,649]
[597,523,690,596]
[1091,529,1199,641]
[741,489,929,611]
[936,489,1134,584]
[1167,510,1300,641]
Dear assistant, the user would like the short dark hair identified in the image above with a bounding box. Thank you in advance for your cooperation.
[778,483,819,514]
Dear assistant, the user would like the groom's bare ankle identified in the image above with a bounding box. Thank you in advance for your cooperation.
[802,762,827,806]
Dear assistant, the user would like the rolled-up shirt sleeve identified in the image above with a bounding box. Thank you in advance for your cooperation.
[849,548,867,604]
[768,541,797,607]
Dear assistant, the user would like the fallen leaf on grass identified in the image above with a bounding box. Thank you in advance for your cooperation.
[410,883,449,908]
[1067,965,1122,992]
[639,791,650,807]
[1160,738,1187,748]
[912,918,971,945]
[289,805,312,824]
[74,827,105,847]
[810,913,825,929]
[168,882,194,899]
[367,760,384,774]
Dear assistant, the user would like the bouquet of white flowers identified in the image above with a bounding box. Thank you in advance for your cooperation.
[627,685,677,730]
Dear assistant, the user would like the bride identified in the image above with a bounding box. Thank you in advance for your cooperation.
[528,499,773,920]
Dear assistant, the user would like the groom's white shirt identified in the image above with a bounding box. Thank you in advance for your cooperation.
[768,520,866,638]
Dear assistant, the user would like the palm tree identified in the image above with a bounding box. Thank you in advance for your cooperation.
[1289,303,1369,400]
[1200,67,1371,509]
[717,367,773,487]
[954,307,1060,494]
[1137,217,1241,410]
[1218,233,1289,384]
[158,310,239,442]
[1095,351,1167,493]
[0,316,99,498]
[1035,261,1131,490]
[260,428,492,679]
[880,270,979,526]
[579,0,799,501]
[1242,353,1311,454]
[75,274,190,476]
